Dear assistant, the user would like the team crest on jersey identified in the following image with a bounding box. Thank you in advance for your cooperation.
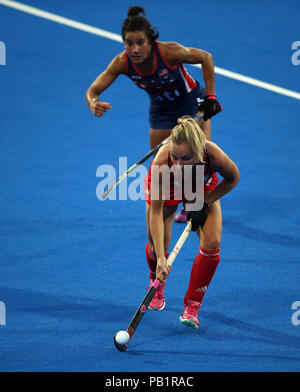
[133,81,147,89]
[131,66,176,93]
[158,70,176,85]
[158,68,168,77]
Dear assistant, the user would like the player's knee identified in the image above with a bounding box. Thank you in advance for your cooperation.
[201,237,221,252]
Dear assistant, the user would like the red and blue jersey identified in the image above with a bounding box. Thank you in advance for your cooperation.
[125,41,197,104]
[144,147,218,206]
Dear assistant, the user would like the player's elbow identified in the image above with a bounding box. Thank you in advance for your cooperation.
[225,166,240,190]
[231,167,240,188]
[202,50,213,65]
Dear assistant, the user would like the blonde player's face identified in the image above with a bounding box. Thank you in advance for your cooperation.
[170,143,196,174]
[124,31,152,64]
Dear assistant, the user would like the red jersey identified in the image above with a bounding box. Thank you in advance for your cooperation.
[144,151,218,206]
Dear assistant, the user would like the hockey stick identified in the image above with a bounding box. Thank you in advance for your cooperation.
[101,137,169,200]
[102,113,204,200]
[114,220,192,351]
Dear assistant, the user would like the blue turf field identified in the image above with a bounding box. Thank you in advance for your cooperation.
[0,0,300,372]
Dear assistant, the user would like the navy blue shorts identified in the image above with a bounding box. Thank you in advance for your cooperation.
[149,82,206,129]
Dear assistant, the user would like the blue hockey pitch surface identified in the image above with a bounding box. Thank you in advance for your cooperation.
[0,0,300,372]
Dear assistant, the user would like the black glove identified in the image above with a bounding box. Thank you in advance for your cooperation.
[198,94,222,121]
[186,203,208,231]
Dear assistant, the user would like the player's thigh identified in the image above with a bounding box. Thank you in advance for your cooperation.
[150,128,172,149]
[162,204,178,251]
[197,118,211,140]
[146,202,178,252]
[198,200,222,250]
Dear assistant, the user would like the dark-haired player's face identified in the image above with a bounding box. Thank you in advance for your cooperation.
[124,31,152,64]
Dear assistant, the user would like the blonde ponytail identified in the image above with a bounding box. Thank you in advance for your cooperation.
[170,116,206,162]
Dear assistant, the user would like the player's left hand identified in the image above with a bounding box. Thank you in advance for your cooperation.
[198,95,222,121]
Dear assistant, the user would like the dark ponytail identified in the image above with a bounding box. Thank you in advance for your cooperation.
[121,6,159,43]
[127,6,145,17]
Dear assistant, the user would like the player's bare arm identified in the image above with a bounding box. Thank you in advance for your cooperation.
[204,141,240,205]
[86,52,127,116]
[160,42,216,95]
[149,196,171,278]
[149,145,171,277]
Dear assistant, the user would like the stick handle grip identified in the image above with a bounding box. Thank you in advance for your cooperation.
[168,220,192,267]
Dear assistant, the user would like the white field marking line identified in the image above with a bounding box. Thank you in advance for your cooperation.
[193,64,300,100]
[0,0,123,43]
[1,0,300,101]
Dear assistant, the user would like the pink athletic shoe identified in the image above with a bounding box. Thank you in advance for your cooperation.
[179,300,201,329]
[174,207,187,223]
[148,279,166,310]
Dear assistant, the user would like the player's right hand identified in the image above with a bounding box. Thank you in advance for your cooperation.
[156,256,171,279]
[90,101,112,117]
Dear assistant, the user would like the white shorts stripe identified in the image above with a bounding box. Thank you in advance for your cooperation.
[199,248,220,257]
